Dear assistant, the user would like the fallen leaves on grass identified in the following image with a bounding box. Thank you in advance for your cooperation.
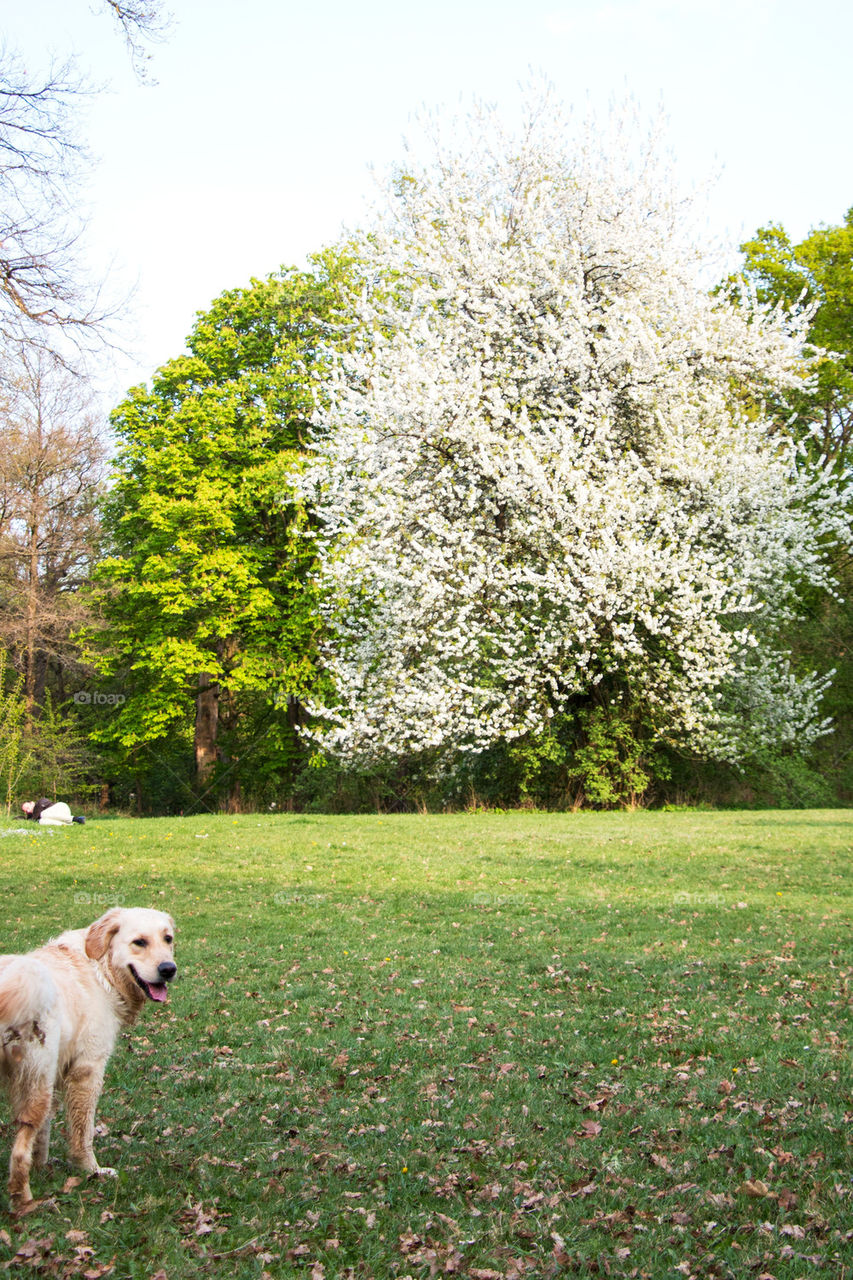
[1,1234,115,1278]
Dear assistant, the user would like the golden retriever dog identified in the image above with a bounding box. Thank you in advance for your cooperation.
[0,907,176,1211]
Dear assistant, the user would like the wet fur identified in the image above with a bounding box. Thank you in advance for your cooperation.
[0,908,176,1211]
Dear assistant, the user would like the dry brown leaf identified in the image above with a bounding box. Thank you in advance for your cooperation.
[579,1120,602,1138]
[737,1179,773,1198]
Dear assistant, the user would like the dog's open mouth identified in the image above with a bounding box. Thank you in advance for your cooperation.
[129,966,169,1003]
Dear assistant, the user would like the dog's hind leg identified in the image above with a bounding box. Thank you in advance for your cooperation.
[32,1103,56,1168]
[8,1079,53,1210]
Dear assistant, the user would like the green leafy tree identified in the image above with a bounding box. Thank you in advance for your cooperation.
[85,250,356,811]
[0,651,32,815]
[730,209,853,471]
[726,209,853,802]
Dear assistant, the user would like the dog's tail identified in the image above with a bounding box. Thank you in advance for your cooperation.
[0,958,57,1063]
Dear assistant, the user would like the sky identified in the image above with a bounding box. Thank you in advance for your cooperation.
[5,0,852,404]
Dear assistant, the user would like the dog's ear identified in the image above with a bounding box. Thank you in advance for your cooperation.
[85,909,123,960]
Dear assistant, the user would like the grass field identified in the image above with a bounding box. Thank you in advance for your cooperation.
[0,810,850,1279]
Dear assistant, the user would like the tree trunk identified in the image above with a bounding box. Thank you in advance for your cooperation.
[226,776,243,814]
[24,516,39,724]
[195,673,219,785]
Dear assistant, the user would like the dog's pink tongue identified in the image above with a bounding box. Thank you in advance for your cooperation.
[148,983,168,1002]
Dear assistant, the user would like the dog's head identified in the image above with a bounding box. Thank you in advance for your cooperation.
[85,907,177,1013]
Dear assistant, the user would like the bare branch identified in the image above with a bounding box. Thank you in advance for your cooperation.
[0,349,109,707]
[0,2,172,358]
[100,0,173,80]
[0,48,103,347]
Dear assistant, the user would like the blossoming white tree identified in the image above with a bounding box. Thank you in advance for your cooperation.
[301,92,850,773]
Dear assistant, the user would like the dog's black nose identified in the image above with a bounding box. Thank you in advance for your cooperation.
[158,961,177,982]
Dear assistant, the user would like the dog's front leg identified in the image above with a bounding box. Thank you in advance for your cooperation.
[65,1064,116,1178]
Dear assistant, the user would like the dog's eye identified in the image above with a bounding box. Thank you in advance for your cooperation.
[132,938,149,948]
[164,935,173,945]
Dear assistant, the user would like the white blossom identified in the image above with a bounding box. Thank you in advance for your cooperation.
[298,91,850,766]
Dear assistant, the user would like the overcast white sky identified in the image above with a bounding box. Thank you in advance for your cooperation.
[6,0,852,403]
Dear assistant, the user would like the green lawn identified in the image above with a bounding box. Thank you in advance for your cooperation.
[0,811,850,1278]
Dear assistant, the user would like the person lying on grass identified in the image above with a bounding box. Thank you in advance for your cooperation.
[21,798,86,825]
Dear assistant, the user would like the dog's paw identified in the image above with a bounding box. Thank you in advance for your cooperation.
[89,1165,118,1179]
